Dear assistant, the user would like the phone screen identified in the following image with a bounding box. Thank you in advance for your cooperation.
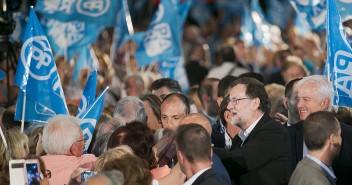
[26,163,41,185]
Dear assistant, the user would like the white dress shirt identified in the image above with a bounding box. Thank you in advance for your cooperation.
[183,168,211,185]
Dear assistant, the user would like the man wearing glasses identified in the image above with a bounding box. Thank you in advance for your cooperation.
[214,78,292,185]
[41,115,97,185]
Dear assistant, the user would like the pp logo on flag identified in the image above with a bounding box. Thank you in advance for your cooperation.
[333,50,352,97]
[144,23,172,57]
[21,36,55,81]
[77,0,110,17]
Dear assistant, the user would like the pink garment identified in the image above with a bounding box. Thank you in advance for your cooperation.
[42,154,97,185]
[150,165,171,179]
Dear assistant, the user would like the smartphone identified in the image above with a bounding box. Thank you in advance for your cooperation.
[9,159,26,185]
[25,159,41,185]
[81,171,96,182]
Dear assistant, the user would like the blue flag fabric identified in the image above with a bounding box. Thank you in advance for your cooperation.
[41,18,103,60]
[77,87,108,152]
[73,46,99,82]
[35,0,118,26]
[135,0,182,67]
[14,8,68,123]
[326,0,352,107]
[159,57,189,93]
[78,70,97,115]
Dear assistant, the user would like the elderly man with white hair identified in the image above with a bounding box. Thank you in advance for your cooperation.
[41,115,97,185]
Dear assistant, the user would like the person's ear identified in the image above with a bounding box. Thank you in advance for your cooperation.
[321,98,330,110]
[177,150,185,164]
[252,97,260,110]
[283,97,289,109]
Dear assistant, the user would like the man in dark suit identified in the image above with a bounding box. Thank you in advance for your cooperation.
[288,75,352,185]
[289,111,341,185]
[214,78,292,185]
[176,124,226,185]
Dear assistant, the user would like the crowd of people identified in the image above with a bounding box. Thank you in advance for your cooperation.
[1,1,352,185]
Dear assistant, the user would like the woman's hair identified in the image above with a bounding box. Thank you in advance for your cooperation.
[0,127,29,170]
[101,154,151,185]
[27,126,45,156]
[107,121,156,169]
[140,93,162,123]
[95,145,134,171]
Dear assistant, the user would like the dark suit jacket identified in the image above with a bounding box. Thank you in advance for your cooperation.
[192,168,227,185]
[289,157,336,185]
[212,119,226,148]
[287,121,352,185]
[214,113,292,185]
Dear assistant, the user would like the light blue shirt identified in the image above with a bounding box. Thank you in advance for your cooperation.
[306,154,336,181]
[238,114,264,146]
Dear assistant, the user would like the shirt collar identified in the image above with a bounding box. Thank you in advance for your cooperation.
[238,114,264,143]
[183,168,211,185]
[306,154,336,181]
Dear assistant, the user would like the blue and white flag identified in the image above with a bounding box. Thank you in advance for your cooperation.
[241,0,274,48]
[73,46,99,82]
[326,0,352,107]
[176,0,192,25]
[159,57,189,93]
[35,0,118,26]
[41,18,103,60]
[135,0,182,67]
[337,0,352,22]
[78,69,97,115]
[14,8,68,123]
[77,87,108,152]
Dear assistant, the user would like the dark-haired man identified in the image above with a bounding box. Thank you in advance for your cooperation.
[176,124,226,185]
[214,77,292,185]
[289,111,341,185]
[150,78,182,99]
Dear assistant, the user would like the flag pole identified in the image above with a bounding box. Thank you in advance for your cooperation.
[123,0,135,73]
[20,92,26,133]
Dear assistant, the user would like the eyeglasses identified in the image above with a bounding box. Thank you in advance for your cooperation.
[230,97,250,105]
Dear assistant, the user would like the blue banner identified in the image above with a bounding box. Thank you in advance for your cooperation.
[135,0,182,67]
[78,69,97,115]
[35,0,118,26]
[14,8,68,123]
[77,87,108,152]
[41,18,103,60]
[73,46,99,82]
[326,0,352,107]
[159,57,189,93]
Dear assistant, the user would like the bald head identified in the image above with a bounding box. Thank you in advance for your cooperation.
[179,113,212,134]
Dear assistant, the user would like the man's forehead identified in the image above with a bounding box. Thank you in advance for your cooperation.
[228,84,246,97]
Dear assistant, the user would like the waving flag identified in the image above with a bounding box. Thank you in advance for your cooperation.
[14,8,68,123]
[78,70,97,115]
[35,0,118,26]
[110,0,146,63]
[326,0,352,107]
[41,18,103,60]
[73,46,99,82]
[77,87,108,152]
[159,57,189,93]
[135,0,182,67]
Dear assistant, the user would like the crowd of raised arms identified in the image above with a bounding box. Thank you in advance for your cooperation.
[1,0,352,185]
